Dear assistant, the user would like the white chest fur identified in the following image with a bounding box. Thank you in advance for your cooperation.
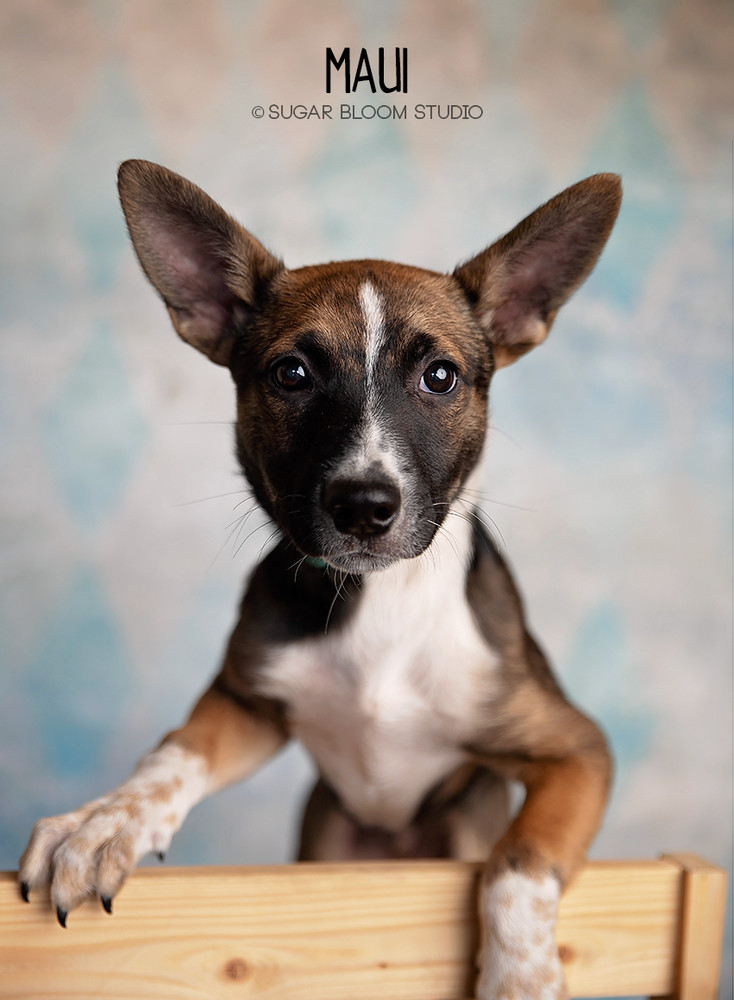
[262,512,500,830]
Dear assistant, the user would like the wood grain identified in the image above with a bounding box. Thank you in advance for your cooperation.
[0,857,725,999]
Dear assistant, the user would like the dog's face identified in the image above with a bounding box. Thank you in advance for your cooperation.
[118,161,621,571]
[230,261,491,571]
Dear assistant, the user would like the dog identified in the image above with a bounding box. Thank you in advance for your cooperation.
[20,161,621,999]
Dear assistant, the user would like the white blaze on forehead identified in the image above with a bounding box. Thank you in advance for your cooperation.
[336,279,404,489]
[359,281,385,390]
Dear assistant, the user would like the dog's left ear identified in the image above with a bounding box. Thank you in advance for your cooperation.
[118,160,284,366]
[453,174,621,368]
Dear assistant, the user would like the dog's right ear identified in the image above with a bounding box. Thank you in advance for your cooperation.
[118,160,283,366]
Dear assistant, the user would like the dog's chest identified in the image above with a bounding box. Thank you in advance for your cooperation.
[262,533,499,830]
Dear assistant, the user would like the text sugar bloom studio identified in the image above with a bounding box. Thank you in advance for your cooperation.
[254,104,484,120]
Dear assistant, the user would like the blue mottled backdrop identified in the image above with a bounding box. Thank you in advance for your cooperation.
[0,1,731,995]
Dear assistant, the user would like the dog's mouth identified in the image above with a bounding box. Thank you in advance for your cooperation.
[296,505,439,575]
[316,547,408,575]
[274,506,437,575]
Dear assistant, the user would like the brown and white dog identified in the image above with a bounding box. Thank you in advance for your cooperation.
[20,162,621,999]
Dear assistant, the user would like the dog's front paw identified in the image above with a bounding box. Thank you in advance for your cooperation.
[19,745,207,922]
[476,870,567,1000]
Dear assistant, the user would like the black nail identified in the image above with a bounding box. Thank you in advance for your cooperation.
[101,896,113,914]
[56,907,68,928]
[156,851,166,863]
[20,882,30,903]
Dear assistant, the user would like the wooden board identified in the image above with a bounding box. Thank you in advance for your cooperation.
[662,853,729,1000]
[0,857,726,999]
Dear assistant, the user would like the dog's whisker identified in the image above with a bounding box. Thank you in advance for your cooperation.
[427,518,462,567]
[174,489,251,508]
[230,520,273,560]
[232,507,263,553]
[225,506,260,532]
[325,566,357,633]
[324,574,344,635]
[208,515,251,571]
[232,493,258,511]
[445,509,480,531]
[254,527,283,563]
[224,513,246,532]
[419,531,440,575]
[226,508,262,558]
[431,497,508,552]
[455,506,507,550]
[459,488,533,512]
[290,555,308,583]
[486,422,522,448]
[441,497,510,551]
[276,492,309,509]
[475,511,506,549]
[246,523,278,561]
[457,492,535,515]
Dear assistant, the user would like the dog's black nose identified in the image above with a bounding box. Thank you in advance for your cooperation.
[323,479,401,537]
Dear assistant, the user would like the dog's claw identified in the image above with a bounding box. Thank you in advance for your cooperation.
[101,896,113,914]
[20,881,30,902]
[56,907,68,928]
[157,851,166,862]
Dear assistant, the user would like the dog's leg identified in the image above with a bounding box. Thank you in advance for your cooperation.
[297,781,406,862]
[298,770,510,863]
[473,689,611,1000]
[442,768,510,863]
[19,682,287,920]
[298,780,356,861]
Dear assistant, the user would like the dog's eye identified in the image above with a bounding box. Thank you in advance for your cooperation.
[272,358,312,391]
[420,361,458,395]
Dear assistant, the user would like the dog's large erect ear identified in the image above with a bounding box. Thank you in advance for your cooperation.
[117,160,283,365]
[453,174,621,368]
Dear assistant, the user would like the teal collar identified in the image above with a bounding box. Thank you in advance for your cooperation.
[304,555,327,569]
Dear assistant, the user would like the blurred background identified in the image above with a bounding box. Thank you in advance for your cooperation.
[0,1,731,994]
